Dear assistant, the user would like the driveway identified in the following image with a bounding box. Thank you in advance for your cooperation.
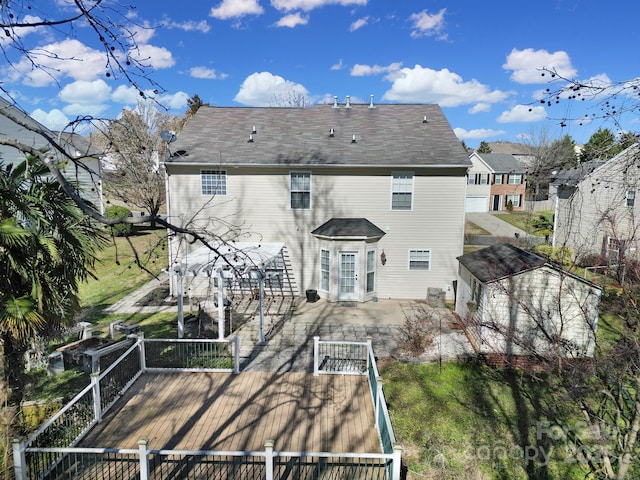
[466,212,529,238]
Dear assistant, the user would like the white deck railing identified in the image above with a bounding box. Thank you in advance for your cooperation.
[14,335,401,480]
[14,335,240,480]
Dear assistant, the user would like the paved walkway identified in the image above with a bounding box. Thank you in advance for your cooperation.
[466,212,530,238]
[104,276,475,372]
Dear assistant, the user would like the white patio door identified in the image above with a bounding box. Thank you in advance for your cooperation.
[339,251,359,301]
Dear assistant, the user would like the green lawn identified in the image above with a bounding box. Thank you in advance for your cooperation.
[77,227,167,323]
[494,210,554,236]
[381,362,589,479]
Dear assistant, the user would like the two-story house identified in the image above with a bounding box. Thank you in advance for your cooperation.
[0,97,103,213]
[550,143,639,262]
[163,100,471,303]
[466,152,527,212]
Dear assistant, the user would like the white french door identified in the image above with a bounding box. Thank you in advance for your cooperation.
[339,251,359,301]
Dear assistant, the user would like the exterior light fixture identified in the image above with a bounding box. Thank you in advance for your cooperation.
[380,250,387,265]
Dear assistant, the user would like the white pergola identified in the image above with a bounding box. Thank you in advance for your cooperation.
[172,242,285,341]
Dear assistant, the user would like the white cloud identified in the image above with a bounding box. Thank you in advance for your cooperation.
[30,108,71,131]
[351,62,402,77]
[210,0,264,19]
[62,102,109,117]
[382,65,512,107]
[469,103,490,114]
[503,48,577,85]
[350,16,369,32]
[7,39,106,86]
[155,91,190,110]
[111,85,142,105]
[331,59,346,71]
[129,23,156,44]
[275,13,309,28]
[454,127,507,140]
[130,44,175,69]
[272,0,367,12]
[190,66,228,80]
[409,8,446,39]
[59,79,112,105]
[234,71,309,106]
[497,104,547,123]
[0,15,45,46]
[164,19,211,33]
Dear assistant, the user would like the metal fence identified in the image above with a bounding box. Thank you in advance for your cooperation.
[20,441,401,480]
[14,335,400,480]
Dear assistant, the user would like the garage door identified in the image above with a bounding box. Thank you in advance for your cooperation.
[465,196,488,212]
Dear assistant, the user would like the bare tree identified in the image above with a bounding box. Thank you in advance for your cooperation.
[97,101,181,226]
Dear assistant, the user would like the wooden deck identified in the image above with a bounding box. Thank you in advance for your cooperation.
[80,371,382,454]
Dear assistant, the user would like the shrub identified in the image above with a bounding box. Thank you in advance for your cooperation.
[506,199,514,211]
[400,305,436,356]
[105,205,133,236]
[533,244,574,266]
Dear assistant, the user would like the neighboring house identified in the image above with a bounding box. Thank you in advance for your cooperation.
[0,97,103,213]
[455,243,601,359]
[466,152,527,212]
[550,143,640,262]
[164,100,471,303]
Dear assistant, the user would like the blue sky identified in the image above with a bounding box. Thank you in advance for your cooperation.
[2,0,639,148]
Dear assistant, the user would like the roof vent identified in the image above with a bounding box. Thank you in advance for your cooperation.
[252,125,257,134]
[345,96,351,108]
[369,94,375,109]
[329,128,335,137]
[422,115,428,123]
[351,134,357,143]
[247,134,254,143]
[332,96,339,108]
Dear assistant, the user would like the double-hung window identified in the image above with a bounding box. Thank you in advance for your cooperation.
[627,190,636,207]
[506,194,521,208]
[392,172,414,210]
[290,172,311,209]
[366,250,376,293]
[493,174,503,184]
[408,249,431,270]
[201,170,227,195]
[507,173,522,184]
[320,249,330,291]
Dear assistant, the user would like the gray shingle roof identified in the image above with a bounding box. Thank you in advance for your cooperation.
[311,218,386,239]
[169,104,471,168]
[457,243,546,283]
[550,160,606,187]
[474,153,526,173]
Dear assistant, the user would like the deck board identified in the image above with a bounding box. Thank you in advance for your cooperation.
[81,371,381,454]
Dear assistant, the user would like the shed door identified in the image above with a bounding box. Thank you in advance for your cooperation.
[339,252,359,301]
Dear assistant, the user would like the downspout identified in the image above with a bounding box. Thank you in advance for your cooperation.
[164,165,174,296]
[552,189,559,248]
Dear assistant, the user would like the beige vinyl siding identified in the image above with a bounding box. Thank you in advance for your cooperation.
[554,148,640,259]
[167,165,466,300]
[480,267,598,357]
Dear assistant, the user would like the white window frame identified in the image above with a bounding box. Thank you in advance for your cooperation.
[201,170,227,196]
[627,190,636,207]
[366,250,376,293]
[493,173,503,185]
[506,194,521,208]
[320,249,330,292]
[507,173,522,185]
[467,174,475,185]
[408,249,431,271]
[290,171,311,210]
[479,173,489,185]
[391,172,414,210]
